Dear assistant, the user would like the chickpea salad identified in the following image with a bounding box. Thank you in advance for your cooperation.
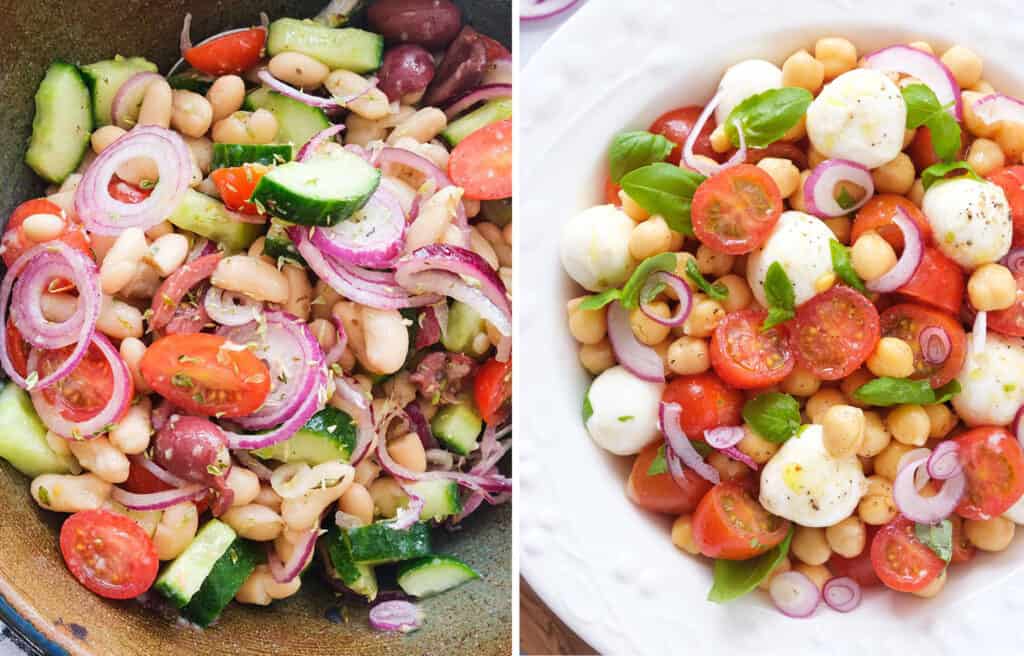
[0,0,512,632]
[562,36,1024,617]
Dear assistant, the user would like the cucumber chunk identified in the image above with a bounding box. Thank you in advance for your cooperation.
[397,555,479,598]
[155,519,237,608]
[211,144,293,170]
[347,522,432,565]
[79,56,158,126]
[250,153,380,227]
[25,62,93,184]
[262,221,306,264]
[243,88,330,152]
[266,18,383,73]
[390,479,462,522]
[324,525,378,600]
[430,403,482,456]
[181,538,261,627]
[251,406,357,464]
[167,189,263,251]
[0,384,75,477]
[441,300,485,355]
[167,70,215,94]
[441,98,512,147]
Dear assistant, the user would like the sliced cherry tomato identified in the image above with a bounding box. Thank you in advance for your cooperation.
[954,427,1024,520]
[870,515,945,592]
[37,340,126,424]
[210,164,267,214]
[896,247,965,315]
[474,357,512,424]
[851,194,932,251]
[690,164,783,255]
[648,105,718,163]
[987,269,1024,337]
[140,333,271,418]
[880,303,967,387]
[59,510,159,599]
[949,515,976,564]
[603,176,621,205]
[710,309,794,388]
[827,527,881,587]
[792,285,881,381]
[908,125,964,173]
[988,165,1024,247]
[626,441,712,515]
[2,198,92,268]
[5,320,29,378]
[662,372,743,440]
[448,118,511,200]
[122,462,211,515]
[744,142,808,171]
[107,177,152,204]
[692,481,790,560]
[183,27,266,76]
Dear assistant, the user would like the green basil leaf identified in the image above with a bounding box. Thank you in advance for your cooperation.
[933,380,962,404]
[724,88,813,148]
[853,377,962,407]
[647,444,669,476]
[578,288,622,311]
[620,163,705,236]
[685,258,729,301]
[708,527,794,603]
[620,252,678,309]
[926,113,962,163]
[640,281,666,305]
[829,239,866,293]
[742,392,801,444]
[835,186,857,210]
[691,439,713,457]
[901,84,944,129]
[901,85,962,164]
[914,519,953,563]
[761,262,795,330]
[762,306,794,331]
[921,161,982,190]
[582,387,594,423]
[608,131,675,184]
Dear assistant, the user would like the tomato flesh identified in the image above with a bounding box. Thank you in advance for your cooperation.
[626,441,712,515]
[897,247,965,316]
[880,303,967,387]
[448,118,511,200]
[184,28,266,76]
[661,372,743,440]
[691,164,783,255]
[954,427,1024,520]
[710,309,794,388]
[59,510,159,599]
[37,341,121,424]
[988,165,1024,247]
[474,357,512,424]
[852,194,932,251]
[210,164,267,214]
[5,320,29,378]
[692,481,790,560]
[108,177,152,204]
[648,105,718,164]
[870,515,944,592]
[987,269,1024,337]
[2,198,91,268]
[793,285,881,381]
[949,515,976,564]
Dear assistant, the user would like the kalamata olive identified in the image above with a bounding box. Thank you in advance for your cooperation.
[423,26,488,107]
[378,44,436,103]
[154,415,234,514]
[368,0,462,50]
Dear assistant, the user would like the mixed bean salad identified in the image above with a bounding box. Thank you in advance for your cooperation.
[563,37,1024,616]
[1,0,512,632]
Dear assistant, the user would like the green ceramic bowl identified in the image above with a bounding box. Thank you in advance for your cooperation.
[0,1,511,654]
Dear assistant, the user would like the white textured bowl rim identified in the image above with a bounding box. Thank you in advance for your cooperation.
[519,0,1024,654]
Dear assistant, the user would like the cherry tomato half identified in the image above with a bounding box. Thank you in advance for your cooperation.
[792,285,881,381]
[108,177,152,204]
[661,372,744,440]
[5,320,29,378]
[210,164,268,214]
[648,105,718,164]
[988,165,1024,247]
[59,510,159,599]
[2,198,91,268]
[626,441,712,515]
[827,526,881,587]
[122,460,212,515]
[692,481,790,560]
[950,515,976,564]
[691,164,783,255]
[603,176,621,205]
[987,269,1024,337]
[870,515,945,592]
[851,194,932,251]
[896,247,965,316]
[184,27,266,76]
[710,309,794,389]
[448,118,511,200]
[954,427,1024,520]
[37,340,126,424]
[474,357,512,425]
[880,303,967,388]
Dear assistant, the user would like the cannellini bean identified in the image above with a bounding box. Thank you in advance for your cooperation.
[117,262,162,300]
[282,264,313,321]
[360,307,409,375]
[345,113,388,145]
[22,213,65,242]
[211,255,290,303]
[280,481,350,531]
[236,564,301,605]
[102,499,161,537]
[212,110,279,145]
[268,52,330,88]
[44,432,82,474]
[68,437,130,484]
[138,78,173,128]
[91,125,127,154]
[387,107,447,144]
[170,89,214,138]
[59,173,83,194]
[97,295,144,340]
[338,483,374,526]
[108,398,152,454]
[387,433,426,473]
[254,484,283,513]
[31,473,112,512]
[144,233,189,277]
[405,186,463,252]
[153,501,199,560]
[90,234,118,264]
[354,458,381,488]
[116,156,159,187]
[325,70,390,119]
[119,337,149,394]
[207,75,246,122]
[226,467,261,508]
[99,228,148,295]
[469,226,500,270]
[184,135,213,176]
[145,220,174,240]
[222,504,286,541]
[39,292,76,322]
[312,279,343,321]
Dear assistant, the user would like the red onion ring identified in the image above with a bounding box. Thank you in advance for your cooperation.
[927,441,962,480]
[704,425,744,449]
[899,447,932,491]
[607,301,664,383]
[866,209,923,292]
[129,454,189,488]
[443,84,513,120]
[325,315,349,366]
[232,450,274,482]
[721,446,759,471]
[769,571,820,618]
[179,12,194,54]
[1001,247,1024,274]
[405,402,439,449]
[112,483,206,511]
[310,187,406,268]
[256,69,339,110]
[520,0,580,20]
[804,159,874,218]
[295,124,346,163]
[822,576,861,613]
[111,72,164,130]
[333,375,376,465]
[186,238,218,263]
[660,402,719,485]
[681,90,746,176]
[204,286,262,327]
[375,147,469,246]
[973,310,988,354]
[639,271,692,327]
[893,451,965,523]
[172,14,267,77]
[972,93,1024,127]
[150,252,222,332]
[390,479,426,530]
[863,45,962,120]
[224,375,327,450]
[268,527,320,584]
[369,600,423,633]
[920,325,952,364]
[74,126,192,235]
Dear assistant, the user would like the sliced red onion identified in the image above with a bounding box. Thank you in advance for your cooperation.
[224,375,327,450]
[390,480,426,529]
[369,600,423,633]
[973,310,988,354]
[325,315,348,365]
[822,576,861,613]
[149,253,222,333]
[520,0,580,20]
[1015,406,1024,447]
[112,483,206,511]
[375,147,469,245]
[660,402,719,485]
[721,446,759,471]
[179,12,193,54]
[769,571,820,618]
[257,69,339,110]
[863,45,962,120]
[29,335,131,439]
[268,527,320,584]
[443,84,513,120]
[920,325,952,364]
[973,93,1024,127]
[395,245,511,336]
[898,447,932,491]
[129,454,189,488]
[75,126,192,235]
[1002,247,1024,274]
[204,286,262,327]
[333,375,376,465]
[804,159,874,218]
[172,14,267,77]
[866,209,923,292]
[232,450,273,482]
[893,451,965,523]
[405,401,439,449]
[111,72,164,129]
[311,188,406,267]
[704,425,744,449]
[295,124,346,163]
[640,271,692,327]
[606,301,664,383]
[186,238,217,263]
[927,441,962,480]
[682,91,747,176]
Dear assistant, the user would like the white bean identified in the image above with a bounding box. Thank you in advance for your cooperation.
[280,480,350,531]
[392,136,449,169]
[360,307,409,375]
[99,228,148,295]
[211,255,290,303]
[405,186,463,252]
[138,78,173,128]
[227,467,261,508]
[119,338,149,394]
[90,234,118,264]
[108,398,152,454]
[268,52,330,88]
[184,136,213,176]
[221,504,285,541]
[344,113,388,146]
[97,295,144,340]
[91,125,127,154]
[387,108,447,144]
[325,70,390,119]
[236,564,301,605]
[282,264,313,321]
[170,89,214,138]
[153,502,199,560]
[254,484,283,512]
[58,173,82,193]
[207,75,246,122]
[117,262,162,300]
[116,157,159,187]
[31,473,111,512]
[46,191,76,216]
[22,213,65,243]
[68,437,130,484]
[102,499,161,537]
[145,233,189,277]
[40,292,76,322]
[469,226,500,270]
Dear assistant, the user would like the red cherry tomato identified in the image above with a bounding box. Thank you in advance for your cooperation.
[954,427,1024,520]
[448,118,511,200]
[908,125,963,172]
[692,481,790,560]
[690,164,783,255]
[37,340,127,425]
[744,142,809,171]
[661,372,744,440]
[626,441,712,515]
[478,34,511,61]
[949,515,976,564]
[870,515,945,592]
[107,177,152,204]
[474,357,512,425]
[827,526,881,587]
[851,194,932,251]
[5,320,29,378]
[603,176,621,205]
[122,460,211,515]
[184,27,266,76]
[59,510,159,599]
[648,105,718,164]
[988,165,1024,247]
[2,198,92,268]
[879,303,967,387]
[210,164,268,214]
[710,309,795,389]
[987,269,1024,337]
[896,247,965,316]
[792,285,881,381]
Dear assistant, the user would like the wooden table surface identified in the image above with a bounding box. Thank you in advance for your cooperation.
[519,578,595,655]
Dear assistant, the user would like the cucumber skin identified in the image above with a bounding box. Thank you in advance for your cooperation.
[250,161,380,227]
[347,522,432,565]
[442,98,513,147]
[407,480,462,521]
[243,88,330,152]
[79,56,158,126]
[168,71,214,94]
[25,61,92,184]
[431,404,483,456]
[324,525,379,600]
[155,520,237,608]
[0,384,75,477]
[167,189,263,251]
[396,555,479,598]
[211,143,293,170]
[181,539,261,627]
[266,18,383,73]
[251,406,356,464]
[262,223,306,265]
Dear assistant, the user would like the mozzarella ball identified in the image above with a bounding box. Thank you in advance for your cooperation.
[560,205,636,292]
[584,366,664,455]
[714,59,784,125]
[953,332,1024,426]
[759,424,868,527]
[747,211,835,307]
[806,69,906,169]
[922,178,1012,270]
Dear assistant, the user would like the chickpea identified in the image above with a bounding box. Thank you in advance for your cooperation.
[816,38,857,80]
[966,138,1006,177]
[968,263,1017,311]
[907,41,934,55]
[874,440,915,481]
[758,557,792,591]
[757,157,801,198]
[671,514,700,555]
[629,303,672,346]
[619,191,649,222]
[268,52,330,89]
[736,425,780,465]
[908,179,926,208]
[867,337,915,378]
[871,153,915,195]
[806,388,845,424]
[671,252,698,289]
[825,516,866,558]
[580,339,616,375]
[170,90,213,138]
[696,244,734,277]
[851,231,897,282]
[962,91,997,138]
[788,170,811,212]
[858,410,892,457]
[708,451,748,481]
[629,216,673,260]
[567,297,607,345]
[858,476,898,525]
[781,367,821,397]
[709,125,731,154]
[924,404,958,439]
[941,45,983,89]
[794,563,832,591]
[887,404,931,446]
[717,275,752,313]
[666,336,709,375]
[782,49,825,93]
[965,516,1015,551]
[912,569,946,598]
[207,75,246,122]
[996,122,1024,161]
[683,297,725,338]
[819,217,850,246]
[790,526,830,566]
[822,404,865,458]
[814,272,836,294]
[839,368,873,408]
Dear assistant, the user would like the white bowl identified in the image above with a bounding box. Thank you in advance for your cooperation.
[519,1,1024,653]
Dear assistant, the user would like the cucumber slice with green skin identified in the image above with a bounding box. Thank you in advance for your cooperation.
[211,144,293,170]
[167,189,263,251]
[181,538,261,627]
[155,520,237,608]
[250,154,380,227]
[266,18,383,73]
[400,479,462,522]
[0,384,75,477]
[79,56,158,126]
[324,525,378,600]
[251,406,357,464]
[396,556,479,598]
[430,404,483,456]
[24,62,93,184]
[441,98,513,147]
[168,70,215,94]
[243,88,330,153]
[347,522,432,565]
[263,221,306,265]
[441,300,486,355]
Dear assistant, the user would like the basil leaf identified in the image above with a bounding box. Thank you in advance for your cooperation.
[829,239,866,293]
[853,377,962,407]
[933,380,962,404]
[921,161,982,190]
[620,163,705,236]
[901,85,961,163]
[608,131,675,184]
[761,262,795,330]
[685,258,728,301]
[742,392,801,444]
[582,387,594,423]
[724,88,813,148]
[915,519,953,563]
[836,186,857,211]
[620,253,678,309]
[647,444,669,476]
[691,439,713,457]
[708,527,794,603]
[578,288,621,311]
[902,84,944,129]
[927,113,962,163]
[762,307,794,330]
